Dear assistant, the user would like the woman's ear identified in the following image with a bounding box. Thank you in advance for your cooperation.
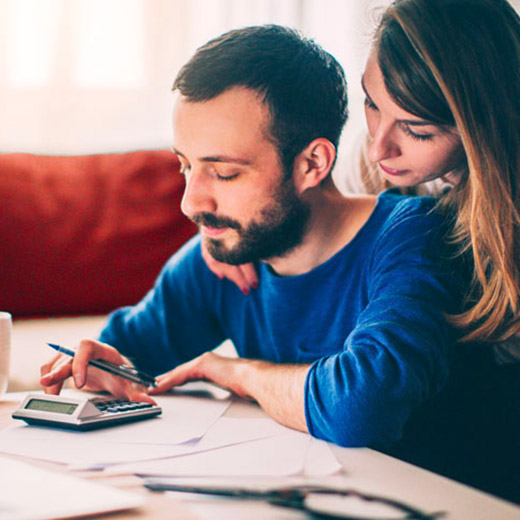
[292,138,336,193]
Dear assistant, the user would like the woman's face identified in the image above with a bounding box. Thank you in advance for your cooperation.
[362,51,465,187]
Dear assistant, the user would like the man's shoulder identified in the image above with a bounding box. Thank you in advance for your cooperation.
[367,190,450,257]
[375,190,442,231]
[379,189,437,214]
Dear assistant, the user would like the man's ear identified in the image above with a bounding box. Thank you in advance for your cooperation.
[292,138,336,193]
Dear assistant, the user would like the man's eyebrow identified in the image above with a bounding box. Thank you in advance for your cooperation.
[360,76,436,127]
[171,147,252,165]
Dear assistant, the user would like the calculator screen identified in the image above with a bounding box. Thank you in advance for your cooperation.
[25,398,77,415]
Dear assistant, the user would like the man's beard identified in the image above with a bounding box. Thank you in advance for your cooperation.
[192,177,311,265]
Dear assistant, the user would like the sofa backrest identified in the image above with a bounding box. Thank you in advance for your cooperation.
[1,150,197,317]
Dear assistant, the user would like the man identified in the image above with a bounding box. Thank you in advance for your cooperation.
[41,25,459,448]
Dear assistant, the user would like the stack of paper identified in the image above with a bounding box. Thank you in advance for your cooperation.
[0,386,342,480]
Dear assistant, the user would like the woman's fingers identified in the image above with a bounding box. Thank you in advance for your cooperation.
[239,263,259,290]
[201,241,259,294]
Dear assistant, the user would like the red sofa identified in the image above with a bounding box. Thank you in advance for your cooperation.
[1,150,196,318]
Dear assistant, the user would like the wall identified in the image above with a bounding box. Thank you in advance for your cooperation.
[0,0,389,155]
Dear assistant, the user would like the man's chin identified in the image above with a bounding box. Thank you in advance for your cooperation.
[204,237,246,266]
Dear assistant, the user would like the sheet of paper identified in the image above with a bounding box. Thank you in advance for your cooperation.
[0,455,143,520]
[83,417,291,471]
[304,437,343,477]
[2,390,231,445]
[72,417,291,470]
[0,437,189,467]
[108,431,311,477]
[0,416,288,469]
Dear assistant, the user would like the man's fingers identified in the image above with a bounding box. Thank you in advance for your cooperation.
[40,353,62,377]
[149,353,217,395]
[42,380,65,395]
[149,372,184,394]
[127,388,157,404]
[149,367,192,394]
[40,357,73,388]
[40,356,73,383]
[73,339,125,388]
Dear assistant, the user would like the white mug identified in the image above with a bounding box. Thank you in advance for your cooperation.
[0,312,12,398]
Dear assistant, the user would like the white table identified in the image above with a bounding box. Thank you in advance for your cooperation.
[1,393,519,520]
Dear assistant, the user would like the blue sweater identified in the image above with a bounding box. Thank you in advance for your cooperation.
[99,190,460,448]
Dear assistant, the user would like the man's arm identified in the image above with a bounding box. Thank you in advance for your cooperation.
[40,236,227,397]
[150,352,310,432]
[152,199,462,447]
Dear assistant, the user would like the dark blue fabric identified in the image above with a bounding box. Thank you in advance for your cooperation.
[99,190,460,448]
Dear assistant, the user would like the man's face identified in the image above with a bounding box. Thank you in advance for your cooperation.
[173,87,310,265]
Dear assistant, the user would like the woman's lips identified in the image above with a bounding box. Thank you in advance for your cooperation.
[201,225,229,237]
[379,163,407,176]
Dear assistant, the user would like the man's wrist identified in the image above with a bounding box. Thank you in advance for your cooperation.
[236,359,310,431]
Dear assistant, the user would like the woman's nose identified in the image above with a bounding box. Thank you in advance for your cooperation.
[367,125,400,164]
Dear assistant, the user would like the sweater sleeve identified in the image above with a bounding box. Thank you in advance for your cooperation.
[305,201,459,448]
[98,235,226,376]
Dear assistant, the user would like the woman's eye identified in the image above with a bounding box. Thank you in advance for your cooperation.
[364,97,378,111]
[402,124,434,142]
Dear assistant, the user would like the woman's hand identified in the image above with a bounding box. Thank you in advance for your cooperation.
[201,241,259,295]
[40,339,155,404]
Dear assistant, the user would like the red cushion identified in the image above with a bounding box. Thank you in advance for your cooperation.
[0,151,196,317]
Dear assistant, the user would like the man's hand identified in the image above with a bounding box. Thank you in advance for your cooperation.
[149,352,250,398]
[40,339,155,404]
[149,352,310,432]
[201,242,258,295]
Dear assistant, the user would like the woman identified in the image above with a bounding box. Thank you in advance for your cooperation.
[204,0,520,350]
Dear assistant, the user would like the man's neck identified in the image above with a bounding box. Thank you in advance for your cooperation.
[266,181,377,277]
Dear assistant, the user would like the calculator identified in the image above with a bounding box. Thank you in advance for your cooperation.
[12,393,162,431]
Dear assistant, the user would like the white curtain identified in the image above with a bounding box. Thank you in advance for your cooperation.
[0,0,391,155]
[1,0,518,156]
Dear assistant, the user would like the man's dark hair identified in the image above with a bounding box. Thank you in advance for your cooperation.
[173,25,348,175]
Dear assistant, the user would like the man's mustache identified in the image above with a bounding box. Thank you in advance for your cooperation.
[191,212,242,232]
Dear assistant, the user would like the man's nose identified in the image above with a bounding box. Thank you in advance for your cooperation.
[180,169,217,218]
[367,124,400,164]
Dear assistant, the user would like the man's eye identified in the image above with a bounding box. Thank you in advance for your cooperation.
[215,172,239,182]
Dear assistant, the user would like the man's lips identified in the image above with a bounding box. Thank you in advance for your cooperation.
[379,163,407,176]
[201,225,230,237]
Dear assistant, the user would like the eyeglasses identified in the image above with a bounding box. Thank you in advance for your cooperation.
[144,480,446,519]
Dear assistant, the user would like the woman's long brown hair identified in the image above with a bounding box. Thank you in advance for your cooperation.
[372,0,520,342]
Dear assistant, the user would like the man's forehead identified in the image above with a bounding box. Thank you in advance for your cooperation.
[172,88,275,163]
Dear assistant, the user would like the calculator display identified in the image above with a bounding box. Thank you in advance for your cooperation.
[26,398,77,415]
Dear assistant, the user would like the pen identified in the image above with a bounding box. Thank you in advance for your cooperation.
[47,343,157,388]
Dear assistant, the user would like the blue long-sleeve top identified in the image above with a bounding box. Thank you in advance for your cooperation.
[99,190,460,448]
